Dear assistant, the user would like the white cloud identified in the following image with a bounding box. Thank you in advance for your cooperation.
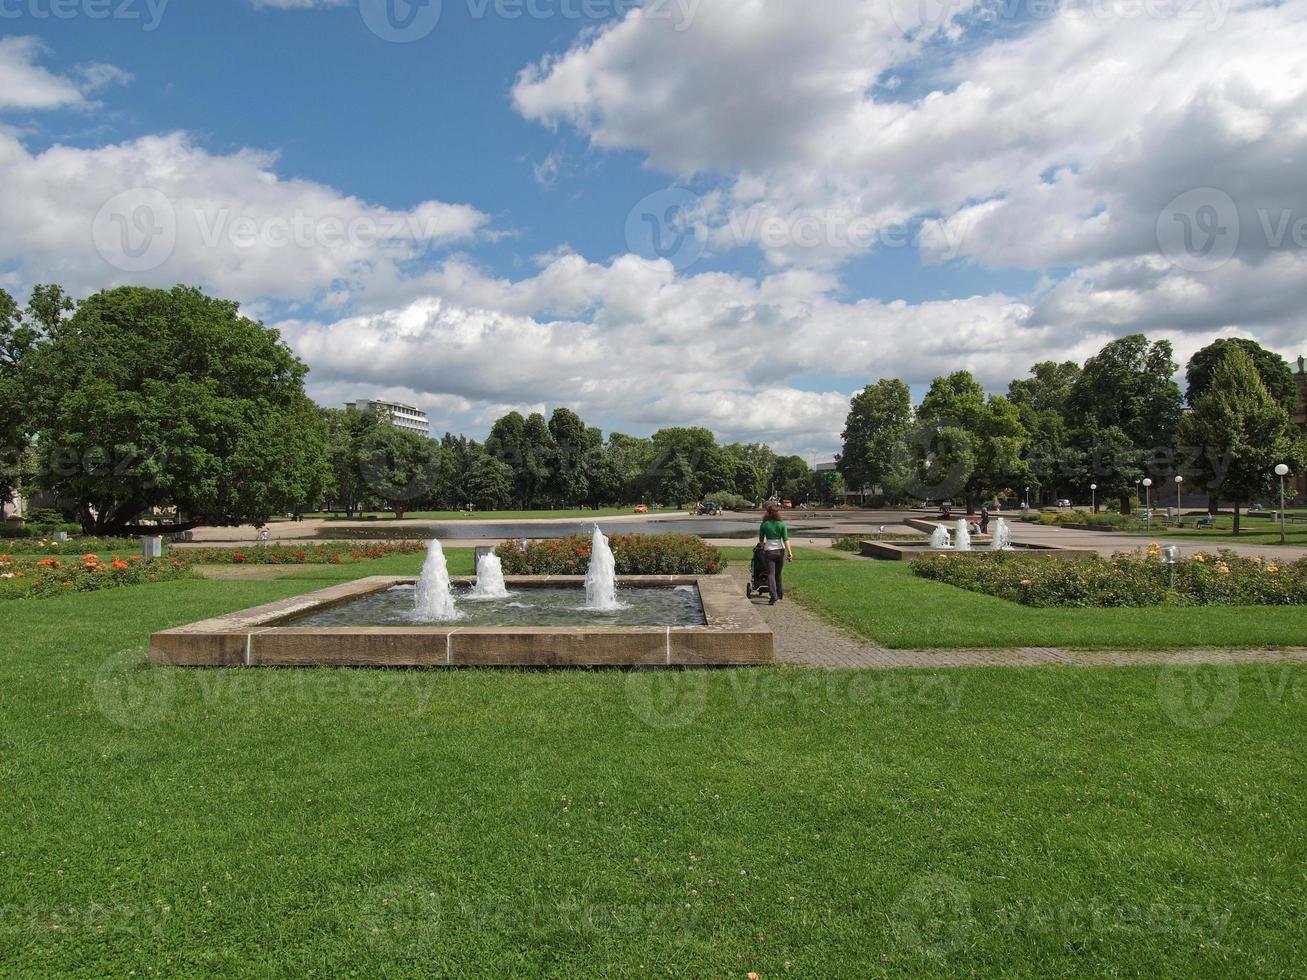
[0,36,130,111]
[0,130,490,305]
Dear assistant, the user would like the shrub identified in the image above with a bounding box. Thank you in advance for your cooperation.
[703,491,753,511]
[831,535,864,553]
[495,535,724,576]
[911,549,1307,608]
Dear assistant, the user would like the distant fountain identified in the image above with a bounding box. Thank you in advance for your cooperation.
[954,518,973,552]
[929,525,953,549]
[415,539,461,622]
[990,518,1012,551]
[584,525,621,611]
[469,551,509,599]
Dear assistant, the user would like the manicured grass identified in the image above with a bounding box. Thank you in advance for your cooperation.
[1,554,1305,974]
[764,548,1307,649]
[318,508,647,522]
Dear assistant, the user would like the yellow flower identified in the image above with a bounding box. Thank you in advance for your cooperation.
[1193,554,1207,564]
[1217,563,1231,576]
[1019,579,1033,586]
[1266,565,1279,574]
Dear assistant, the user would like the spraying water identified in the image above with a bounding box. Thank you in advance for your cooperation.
[929,525,953,549]
[990,517,1012,551]
[954,518,973,551]
[584,525,621,611]
[469,551,509,599]
[415,538,461,622]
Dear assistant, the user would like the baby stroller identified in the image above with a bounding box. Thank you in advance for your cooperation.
[745,543,772,600]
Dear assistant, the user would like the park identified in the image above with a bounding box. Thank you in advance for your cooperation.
[4,2,1307,975]
[2,280,1306,975]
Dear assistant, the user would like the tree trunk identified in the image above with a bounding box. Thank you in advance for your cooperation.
[1233,502,1241,536]
[1120,495,1132,515]
[394,506,407,520]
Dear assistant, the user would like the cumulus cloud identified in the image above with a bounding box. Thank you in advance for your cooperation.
[0,131,490,304]
[0,36,130,111]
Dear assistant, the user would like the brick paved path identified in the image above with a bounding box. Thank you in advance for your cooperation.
[725,565,1307,670]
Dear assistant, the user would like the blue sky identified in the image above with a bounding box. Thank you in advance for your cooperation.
[1,1,1302,457]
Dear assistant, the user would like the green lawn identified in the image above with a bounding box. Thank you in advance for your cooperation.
[1115,515,1307,546]
[316,507,648,522]
[2,554,1307,977]
[766,548,1307,650]
[3,551,1307,974]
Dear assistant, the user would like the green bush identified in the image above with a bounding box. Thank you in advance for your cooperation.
[831,535,864,552]
[704,491,753,511]
[495,534,724,576]
[911,550,1307,608]
[0,553,195,599]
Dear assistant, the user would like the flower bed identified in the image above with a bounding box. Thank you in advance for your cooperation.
[0,553,195,599]
[911,548,1307,608]
[494,534,724,576]
[0,541,427,600]
[178,542,426,565]
[0,535,144,555]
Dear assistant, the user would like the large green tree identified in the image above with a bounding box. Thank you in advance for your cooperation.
[1067,335,1184,512]
[0,289,40,507]
[1008,361,1083,504]
[28,285,327,534]
[463,453,514,511]
[1178,347,1307,534]
[357,424,444,520]
[839,379,911,498]
[1186,338,1298,413]
[916,371,1028,511]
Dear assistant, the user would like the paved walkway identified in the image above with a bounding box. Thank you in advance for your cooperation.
[724,563,1307,670]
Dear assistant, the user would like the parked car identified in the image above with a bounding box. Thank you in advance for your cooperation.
[633,504,649,514]
[1056,498,1072,508]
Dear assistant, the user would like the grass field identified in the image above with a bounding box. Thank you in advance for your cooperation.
[3,550,1307,975]
[1115,515,1307,546]
[315,508,647,522]
[761,549,1307,650]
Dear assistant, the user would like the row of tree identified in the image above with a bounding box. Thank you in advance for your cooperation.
[839,335,1306,529]
[1,284,833,534]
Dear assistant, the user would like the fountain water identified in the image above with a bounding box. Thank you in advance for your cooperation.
[953,518,973,551]
[468,551,509,599]
[584,525,622,611]
[415,538,461,622]
[989,517,1012,551]
[929,525,953,549]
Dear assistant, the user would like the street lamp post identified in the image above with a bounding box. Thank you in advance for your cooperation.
[1276,464,1291,545]
[1143,478,1153,513]
[1090,483,1097,514]
[1175,475,1184,519]
[1024,486,1030,510]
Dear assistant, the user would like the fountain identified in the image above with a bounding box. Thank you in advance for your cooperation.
[468,551,509,599]
[929,525,953,549]
[953,518,972,552]
[584,525,622,611]
[415,538,461,622]
[989,517,1012,551]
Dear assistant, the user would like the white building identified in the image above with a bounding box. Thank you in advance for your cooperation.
[346,399,430,437]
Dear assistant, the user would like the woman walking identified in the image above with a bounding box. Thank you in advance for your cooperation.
[758,503,794,605]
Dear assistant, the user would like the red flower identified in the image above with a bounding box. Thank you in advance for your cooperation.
[233,552,247,563]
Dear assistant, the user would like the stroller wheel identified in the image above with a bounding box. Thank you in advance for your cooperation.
[745,583,753,598]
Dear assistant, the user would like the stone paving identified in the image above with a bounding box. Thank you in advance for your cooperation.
[724,563,1307,670]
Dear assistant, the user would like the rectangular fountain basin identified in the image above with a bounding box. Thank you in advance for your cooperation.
[149,575,773,668]
[858,541,1099,561]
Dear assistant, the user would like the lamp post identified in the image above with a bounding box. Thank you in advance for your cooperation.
[1276,464,1291,545]
[1143,478,1153,513]
[1175,475,1183,518]
[1024,486,1030,510]
[1090,483,1097,514]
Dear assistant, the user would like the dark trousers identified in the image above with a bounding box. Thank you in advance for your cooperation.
[765,549,785,600]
